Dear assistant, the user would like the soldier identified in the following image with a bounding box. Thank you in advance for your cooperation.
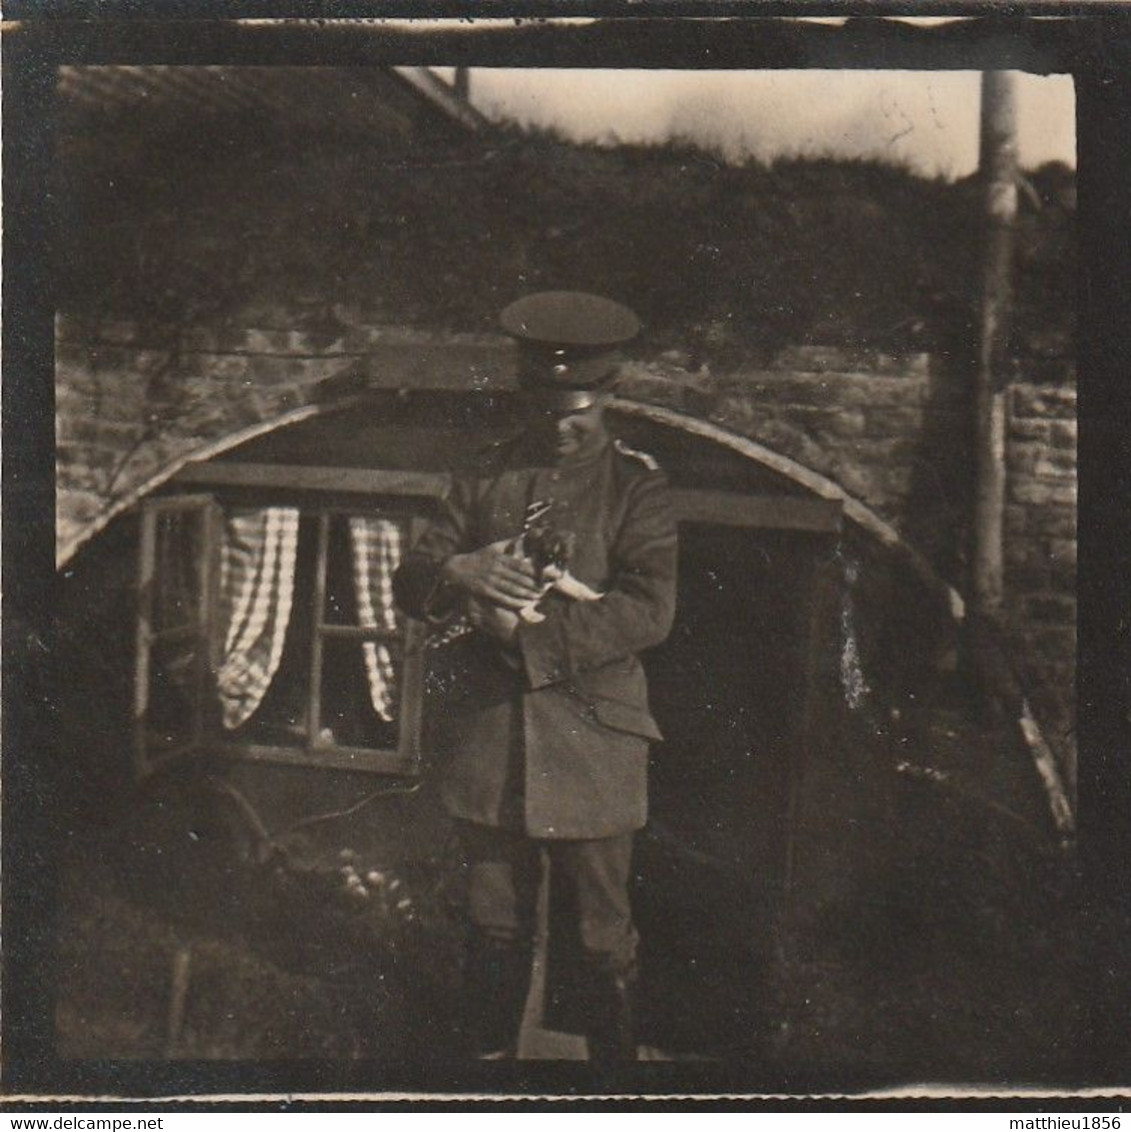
[393,291,678,1063]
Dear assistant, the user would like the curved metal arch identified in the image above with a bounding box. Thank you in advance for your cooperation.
[57,395,367,569]
[609,397,966,625]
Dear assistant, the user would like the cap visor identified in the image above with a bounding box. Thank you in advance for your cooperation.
[519,387,603,412]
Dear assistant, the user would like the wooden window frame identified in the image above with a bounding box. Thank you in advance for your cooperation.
[134,494,222,780]
[213,503,428,777]
[140,480,440,779]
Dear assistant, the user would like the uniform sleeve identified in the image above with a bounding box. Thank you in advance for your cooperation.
[392,476,476,622]
[518,470,678,688]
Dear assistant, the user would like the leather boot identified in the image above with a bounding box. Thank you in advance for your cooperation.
[462,934,533,1059]
[583,963,638,1065]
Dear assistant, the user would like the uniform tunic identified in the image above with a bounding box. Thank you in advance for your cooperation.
[394,429,678,840]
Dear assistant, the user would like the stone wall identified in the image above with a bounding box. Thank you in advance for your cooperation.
[620,347,939,519]
[55,319,1076,787]
[1004,382,1078,785]
[55,317,515,564]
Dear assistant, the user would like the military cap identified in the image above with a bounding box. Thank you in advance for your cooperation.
[500,291,641,410]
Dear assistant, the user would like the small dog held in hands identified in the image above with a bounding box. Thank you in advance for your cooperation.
[427,507,603,650]
[510,521,604,623]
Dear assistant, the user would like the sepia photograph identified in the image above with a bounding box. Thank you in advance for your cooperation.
[3,9,1127,1106]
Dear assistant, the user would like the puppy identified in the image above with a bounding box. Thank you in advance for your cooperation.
[510,524,604,623]
[428,522,604,652]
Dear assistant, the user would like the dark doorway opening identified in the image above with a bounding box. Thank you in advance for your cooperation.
[634,523,830,1057]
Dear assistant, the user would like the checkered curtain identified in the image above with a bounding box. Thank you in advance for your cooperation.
[217,507,300,730]
[347,517,403,723]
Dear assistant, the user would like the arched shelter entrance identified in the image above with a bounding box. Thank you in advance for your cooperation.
[59,387,967,1059]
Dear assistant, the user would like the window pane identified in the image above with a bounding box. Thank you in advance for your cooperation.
[317,637,401,751]
[145,634,200,751]
[223,560,312,747]
[323,514,406,630]
[209,506,423,766]
[153,510,203,633]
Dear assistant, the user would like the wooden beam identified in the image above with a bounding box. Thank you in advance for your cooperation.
[669,488,842,533]
[172,461,451,497]
[212,741,417,778]
[173,461,844,533]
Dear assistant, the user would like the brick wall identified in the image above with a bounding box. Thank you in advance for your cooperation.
[55,316,514,562]
[616,345,976,585]
[55,319,1076,787]
[619,347,936,521]
[1004,382,1078,786]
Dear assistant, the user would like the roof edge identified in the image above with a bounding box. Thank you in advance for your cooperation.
[390,66,491,133]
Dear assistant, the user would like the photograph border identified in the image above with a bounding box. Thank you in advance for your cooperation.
[3,3,1128,1107]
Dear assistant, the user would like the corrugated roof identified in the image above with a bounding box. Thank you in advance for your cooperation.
[57,64,488,138]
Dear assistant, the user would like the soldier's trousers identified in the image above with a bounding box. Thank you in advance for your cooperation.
[456,821,640,1058]
[457,820,639,973]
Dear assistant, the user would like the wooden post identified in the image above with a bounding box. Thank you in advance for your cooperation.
[972,71,1019,615]
[779,521,842,966]
[453,67,470,101]
[165,945,193,1058]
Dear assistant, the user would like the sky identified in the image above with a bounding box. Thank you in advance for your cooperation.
[462,70,1076,180]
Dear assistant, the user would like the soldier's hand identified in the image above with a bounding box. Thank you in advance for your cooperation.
[442,541,541,609]
[467,598,521,646]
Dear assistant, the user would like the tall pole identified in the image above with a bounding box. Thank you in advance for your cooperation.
[972,70,1019,616]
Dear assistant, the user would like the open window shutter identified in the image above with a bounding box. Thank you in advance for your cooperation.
[396,517,428,772]
[391,515,431,772]
[134,494,221,779]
